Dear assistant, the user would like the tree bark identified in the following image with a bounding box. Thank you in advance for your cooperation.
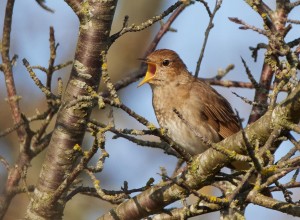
[25,1,118,219]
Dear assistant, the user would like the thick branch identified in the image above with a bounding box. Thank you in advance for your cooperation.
[99,82,300,220]
[25,1,118,219]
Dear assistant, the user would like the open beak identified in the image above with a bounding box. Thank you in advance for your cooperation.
[138,62,157,87]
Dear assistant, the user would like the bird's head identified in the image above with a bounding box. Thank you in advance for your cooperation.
[138,49,187,87]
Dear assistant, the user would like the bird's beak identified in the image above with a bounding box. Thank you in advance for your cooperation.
[138,62,157,87]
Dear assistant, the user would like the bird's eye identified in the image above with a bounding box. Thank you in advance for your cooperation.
[162,59,170,66]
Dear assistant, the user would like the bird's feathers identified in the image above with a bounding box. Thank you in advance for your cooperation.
[186,79,240,140]
[141,49,240,154]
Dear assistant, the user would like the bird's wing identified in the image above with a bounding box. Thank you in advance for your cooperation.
[195,80,240,139]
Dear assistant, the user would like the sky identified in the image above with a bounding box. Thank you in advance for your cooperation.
[1,0,300,219]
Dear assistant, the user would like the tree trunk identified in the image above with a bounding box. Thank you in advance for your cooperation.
[25,1,118,219]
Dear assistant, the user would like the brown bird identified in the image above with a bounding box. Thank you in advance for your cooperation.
[138,49,240,156]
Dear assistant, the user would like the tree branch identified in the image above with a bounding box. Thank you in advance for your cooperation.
[99,82,300,219]
[25,1,119,219]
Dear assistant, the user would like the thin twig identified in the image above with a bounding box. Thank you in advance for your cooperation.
[85,170,127,204]
[1,0,24,138]
[101,3,187,96]
[237,111,262,172]
[22,58,57,99]
[109,1,183,43]
[162,174,229,205]
[46,26,56,89]
[197,0,212,16]
[35,0,54,13]
[144,4,186,57]
[287,19,300,24]
[0,156,10,172]
[195,0,223,77]
[240,57,261,90]
[232,92,267,108]
[228,17,267,36]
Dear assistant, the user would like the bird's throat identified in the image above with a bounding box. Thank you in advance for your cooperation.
[138,63,157,86]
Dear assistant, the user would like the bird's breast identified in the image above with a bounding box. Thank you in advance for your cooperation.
[152,86,220,155]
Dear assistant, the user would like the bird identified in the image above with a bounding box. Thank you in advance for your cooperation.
[138,49,240,156]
